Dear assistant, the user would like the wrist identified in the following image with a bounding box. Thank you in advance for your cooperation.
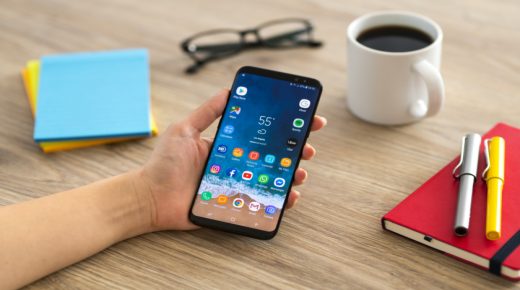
[126,168,158,236]
[103,169,157,240]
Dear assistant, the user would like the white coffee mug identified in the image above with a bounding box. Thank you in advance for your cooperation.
[346,11,444,125]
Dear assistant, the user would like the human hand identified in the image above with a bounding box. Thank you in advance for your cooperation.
[139,89,327,231]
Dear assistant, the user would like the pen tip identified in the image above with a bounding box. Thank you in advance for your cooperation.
[455,227,468,236]
[487,231,500,240]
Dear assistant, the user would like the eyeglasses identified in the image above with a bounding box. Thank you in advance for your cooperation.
[180,18,323,74]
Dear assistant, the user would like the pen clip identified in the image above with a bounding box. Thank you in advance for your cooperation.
[481,138,491,180]
[452,136,466,179]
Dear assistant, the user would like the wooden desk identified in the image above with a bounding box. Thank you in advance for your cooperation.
[1,0,519,288]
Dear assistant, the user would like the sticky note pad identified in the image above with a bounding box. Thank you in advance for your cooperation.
[34,49,152,142]
[21,59,159,153]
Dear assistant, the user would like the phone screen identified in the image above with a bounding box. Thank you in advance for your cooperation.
[191,67,321,234]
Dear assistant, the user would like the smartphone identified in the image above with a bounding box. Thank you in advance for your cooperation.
[189,66,322,239]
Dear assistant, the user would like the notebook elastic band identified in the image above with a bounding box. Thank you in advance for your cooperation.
[489,230,520,275]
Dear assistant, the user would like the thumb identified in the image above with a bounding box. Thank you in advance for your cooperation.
[185,89,229,132]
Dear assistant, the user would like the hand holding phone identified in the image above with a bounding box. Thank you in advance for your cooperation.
[138,67,324,237]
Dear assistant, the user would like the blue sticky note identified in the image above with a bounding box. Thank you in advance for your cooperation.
[34,49,151,142]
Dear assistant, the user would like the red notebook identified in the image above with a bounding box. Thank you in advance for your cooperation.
[383,123,520,280]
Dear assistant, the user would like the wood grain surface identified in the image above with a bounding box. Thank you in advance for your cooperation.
[1,0,520,289]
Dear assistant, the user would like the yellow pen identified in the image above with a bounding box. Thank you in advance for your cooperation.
[483,136,505,241]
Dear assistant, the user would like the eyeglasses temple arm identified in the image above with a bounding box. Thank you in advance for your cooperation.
[187,43,242,53]
[185,62,204,74]
[260,28,321,46]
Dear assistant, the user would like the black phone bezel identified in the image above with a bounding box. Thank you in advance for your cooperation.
[188,66,322,240]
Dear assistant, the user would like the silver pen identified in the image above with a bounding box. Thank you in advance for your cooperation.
[452,133,481,236]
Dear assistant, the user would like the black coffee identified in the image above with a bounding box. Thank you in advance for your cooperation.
[357,26,433,52]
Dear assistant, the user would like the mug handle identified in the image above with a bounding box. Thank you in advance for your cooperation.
[410,60,445,118]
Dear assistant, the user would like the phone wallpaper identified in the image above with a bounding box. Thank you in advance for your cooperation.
[192,73,319,232]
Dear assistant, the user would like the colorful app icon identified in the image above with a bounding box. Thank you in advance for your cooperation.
[230,106,241,115]
[274,177,286,188]
[242,171,253,180]
[258,174,269,184]
[201,191,212,201]
[248,201,260,212]
[264,154,276,164]
[265,205,276,215]
[236,86,247,96]
[223,125,234,134]
[233,198,244,208]
[248,151,260,160]
[293,118,304,128]
[216,144,227,153]
[280,158,292,168]
[232,147,244,157]
[209,164,221,174]
[226,168,239,178]
[287,138,297,148]
[299,99,311,109]
[217,195,228,204]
